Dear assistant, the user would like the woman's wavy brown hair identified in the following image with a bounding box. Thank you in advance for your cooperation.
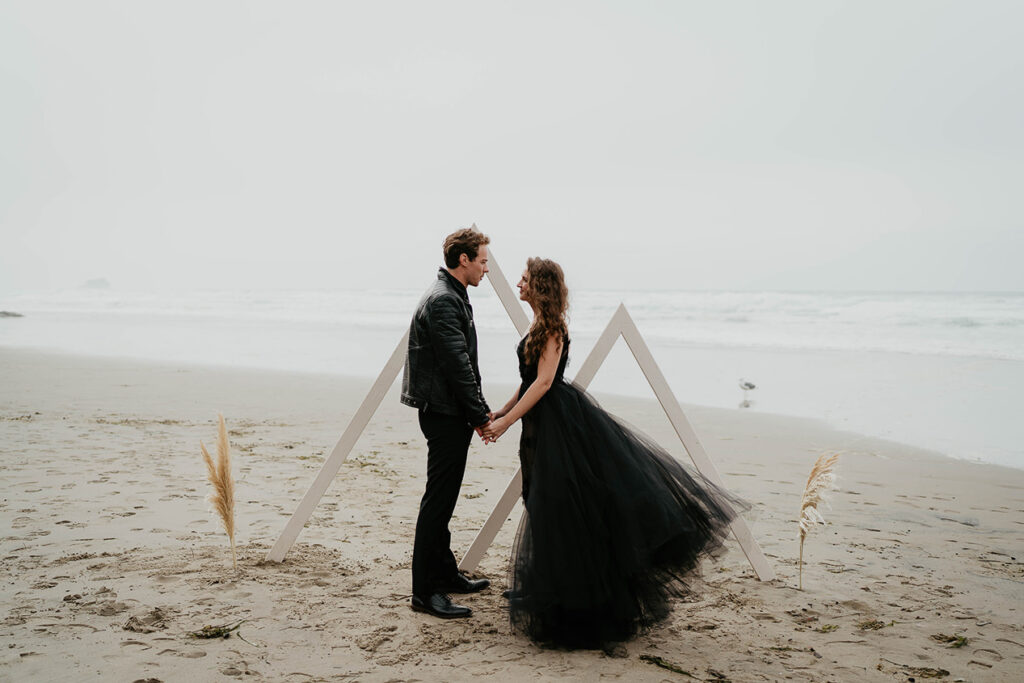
[523,257,569,364]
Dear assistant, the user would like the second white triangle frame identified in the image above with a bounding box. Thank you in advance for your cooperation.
[459,302,775,581]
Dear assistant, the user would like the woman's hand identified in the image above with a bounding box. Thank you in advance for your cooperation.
[482,417,510,443]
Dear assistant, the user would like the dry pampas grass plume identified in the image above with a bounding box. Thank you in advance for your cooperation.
[200,414,237,570]
[798,453,840,590]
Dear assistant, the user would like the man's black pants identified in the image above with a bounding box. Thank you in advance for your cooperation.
[412,409,473,598]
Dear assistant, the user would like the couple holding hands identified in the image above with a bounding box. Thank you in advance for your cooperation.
[400,227,740,649]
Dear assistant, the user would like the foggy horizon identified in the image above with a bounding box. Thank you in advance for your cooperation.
[2,1,1022,295]
[6,275,1024,296]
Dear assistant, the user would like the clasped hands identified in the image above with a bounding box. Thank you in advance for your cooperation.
[475,412,510,444]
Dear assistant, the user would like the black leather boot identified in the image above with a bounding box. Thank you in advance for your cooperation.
[411,593,472,619]
[440,572,490,594]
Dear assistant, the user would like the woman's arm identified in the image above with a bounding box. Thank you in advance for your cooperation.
[490,388,520,421]
[482,335,562,442]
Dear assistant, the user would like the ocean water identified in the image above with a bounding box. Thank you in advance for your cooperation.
[2,287,1022,469]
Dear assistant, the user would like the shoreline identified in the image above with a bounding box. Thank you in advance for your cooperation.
[3,285,1023,472]
[2,343,1018,475]
[2,346,1022,681]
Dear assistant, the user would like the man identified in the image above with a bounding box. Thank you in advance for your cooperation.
[401,227,492,619]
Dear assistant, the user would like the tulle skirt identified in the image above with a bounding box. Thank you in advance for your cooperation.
[508,380,745,649]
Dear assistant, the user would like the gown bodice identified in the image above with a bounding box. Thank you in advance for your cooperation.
[517,334,570,394]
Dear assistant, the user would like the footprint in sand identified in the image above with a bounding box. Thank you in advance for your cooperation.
[156,648,206,658]
[972,647,1003,662]
[355,624,399,653]
[995,637,1024,650]
[11,516,33,529]
[221,665,252,677]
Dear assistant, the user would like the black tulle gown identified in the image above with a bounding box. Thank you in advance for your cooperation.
[508,335,744,649]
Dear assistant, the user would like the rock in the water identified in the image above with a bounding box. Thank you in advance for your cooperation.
[0,311,24,317]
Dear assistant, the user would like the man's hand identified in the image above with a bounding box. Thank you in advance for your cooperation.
[474,419,492,443]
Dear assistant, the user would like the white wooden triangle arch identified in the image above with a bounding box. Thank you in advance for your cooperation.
[265,246,529,563]
[266,247,775,582]
[458,302,775,581]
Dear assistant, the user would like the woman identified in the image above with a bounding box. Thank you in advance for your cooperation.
[482,258,743,649]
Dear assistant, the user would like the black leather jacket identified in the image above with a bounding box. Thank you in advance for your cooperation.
[400,268,490,426]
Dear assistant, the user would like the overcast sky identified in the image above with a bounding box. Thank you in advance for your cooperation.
[1,1,1021,293]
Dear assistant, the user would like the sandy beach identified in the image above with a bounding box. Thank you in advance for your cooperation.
[1,347,1022,682]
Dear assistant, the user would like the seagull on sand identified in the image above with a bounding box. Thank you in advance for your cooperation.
[738,378,756,404]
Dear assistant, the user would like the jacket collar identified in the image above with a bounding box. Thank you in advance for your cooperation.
[438,267,470,302]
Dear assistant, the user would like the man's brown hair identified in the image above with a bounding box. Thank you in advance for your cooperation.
[443,228,490,269]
